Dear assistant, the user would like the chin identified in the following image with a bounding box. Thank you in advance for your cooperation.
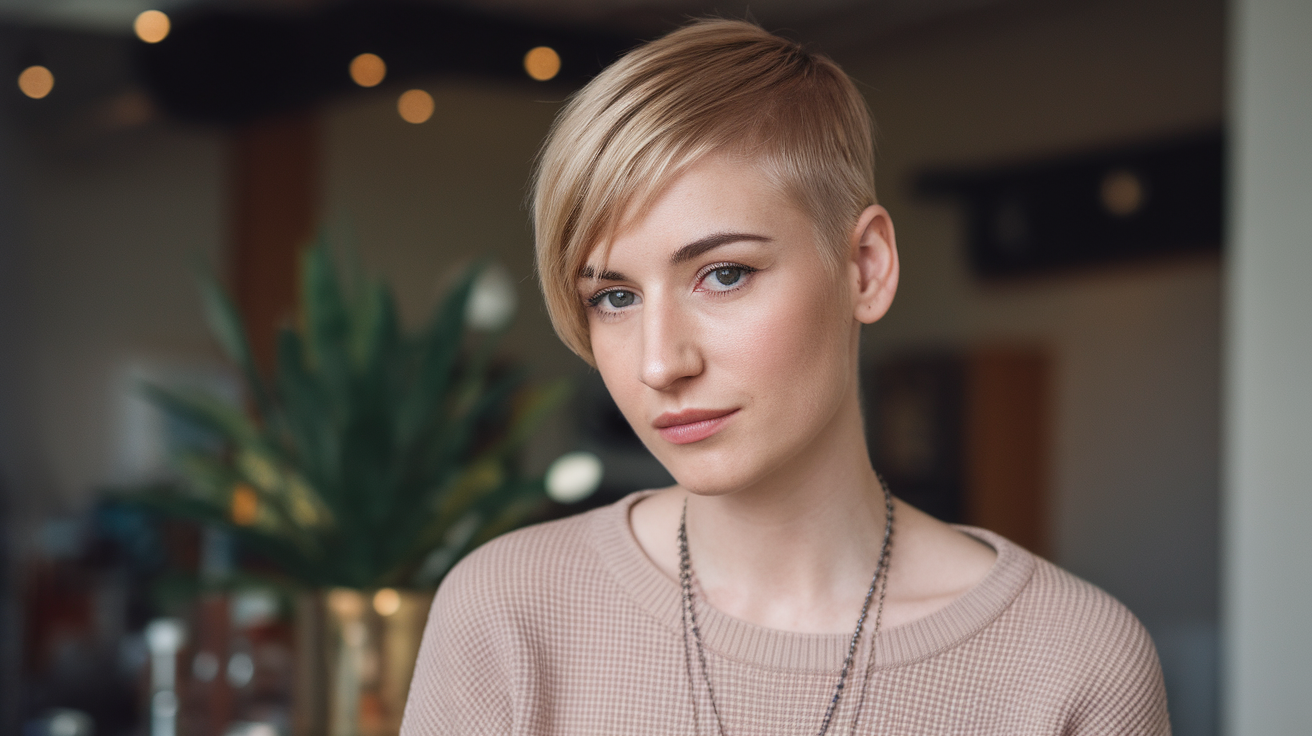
[673,477,743,497]
[651,439,781,497]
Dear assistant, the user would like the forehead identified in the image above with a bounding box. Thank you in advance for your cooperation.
[586,154,805,267]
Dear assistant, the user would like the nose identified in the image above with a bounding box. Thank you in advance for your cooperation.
[638,295,703,391]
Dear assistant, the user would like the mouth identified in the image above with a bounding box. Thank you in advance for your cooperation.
[652,408,739,445]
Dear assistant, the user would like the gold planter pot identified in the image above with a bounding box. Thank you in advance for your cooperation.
[295,588,434,736]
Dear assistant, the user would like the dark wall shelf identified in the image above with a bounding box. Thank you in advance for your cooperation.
[917,130,1224,279]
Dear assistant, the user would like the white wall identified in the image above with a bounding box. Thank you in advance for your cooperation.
[1224,0,1312,732]
[320,79,580,470]
[10,126,225,512]
[320,79,573,376]
[838,0,1223,730]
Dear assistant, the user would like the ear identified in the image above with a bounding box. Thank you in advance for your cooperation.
[848,204,899,324]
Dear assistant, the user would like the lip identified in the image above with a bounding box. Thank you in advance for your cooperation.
[653,408,739,445]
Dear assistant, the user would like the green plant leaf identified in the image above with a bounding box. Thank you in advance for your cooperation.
[142,384,261,447]
[350,280,400,374]
[133,242,565,591]
[395,262,487,452]
[493,378,573,457]
[300,240,353,408]
[197,266,275,418]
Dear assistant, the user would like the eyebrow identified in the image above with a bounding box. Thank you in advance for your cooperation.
[577,231,773,282]
[670,231,772,264]
[578,265,627,281]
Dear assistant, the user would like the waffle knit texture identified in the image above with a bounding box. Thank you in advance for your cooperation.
[402,492,1170,735]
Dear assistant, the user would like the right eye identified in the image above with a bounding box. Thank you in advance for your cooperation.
[587,288,640,315]
[604,290,635,308]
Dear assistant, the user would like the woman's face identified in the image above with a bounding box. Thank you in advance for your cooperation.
[580,154,888,495]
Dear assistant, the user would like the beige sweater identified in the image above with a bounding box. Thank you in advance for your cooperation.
[402,492,1170,735]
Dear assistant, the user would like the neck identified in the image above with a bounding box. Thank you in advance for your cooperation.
[680,396,890,634]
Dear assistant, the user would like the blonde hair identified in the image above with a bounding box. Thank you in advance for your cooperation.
[532,18,876,364]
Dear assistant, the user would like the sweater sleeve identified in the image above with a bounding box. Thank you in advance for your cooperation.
[1064,597,1172,736]
[400,550,514,736]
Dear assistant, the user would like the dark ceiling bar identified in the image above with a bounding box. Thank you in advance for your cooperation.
[135,1,637,124]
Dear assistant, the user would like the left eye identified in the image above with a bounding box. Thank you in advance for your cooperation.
[715,267,742,285]
[703,266,747,291]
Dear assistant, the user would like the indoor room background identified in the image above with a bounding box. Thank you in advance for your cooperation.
[0,0,1307,734]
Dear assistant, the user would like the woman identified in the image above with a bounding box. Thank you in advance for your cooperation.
[402,19,1169,735]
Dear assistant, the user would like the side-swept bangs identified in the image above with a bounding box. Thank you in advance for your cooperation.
[532,18,876,364]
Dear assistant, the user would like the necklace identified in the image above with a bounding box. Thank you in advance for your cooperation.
[678,476,894,736]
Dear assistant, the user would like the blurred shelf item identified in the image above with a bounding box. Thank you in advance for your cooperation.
[145,619,186,736]
[866,346,1050,556]
[918,130,1223,279]
[294,588,433,736]
[23,709,94,736]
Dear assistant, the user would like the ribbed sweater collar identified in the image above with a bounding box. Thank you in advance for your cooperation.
[590,491,1036,674]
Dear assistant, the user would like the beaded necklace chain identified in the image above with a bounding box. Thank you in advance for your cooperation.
[678,477,894,736]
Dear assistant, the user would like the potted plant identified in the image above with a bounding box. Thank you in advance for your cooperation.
[132,239,566,736]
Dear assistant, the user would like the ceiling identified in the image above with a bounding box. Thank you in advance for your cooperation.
[0,0,1005,47]
[0,0,1009,135]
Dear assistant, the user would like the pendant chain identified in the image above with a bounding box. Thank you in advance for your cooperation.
[678,476,895,736]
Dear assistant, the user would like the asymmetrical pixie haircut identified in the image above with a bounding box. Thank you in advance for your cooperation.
[533,18,877,364]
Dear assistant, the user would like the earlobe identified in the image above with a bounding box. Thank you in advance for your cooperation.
[850,205,899,325]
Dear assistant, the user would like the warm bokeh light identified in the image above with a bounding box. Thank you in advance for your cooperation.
[1101,169,1146,217]
[349,52,386,87]
[231,484,259,525]
[327,588,364,619]
[373,588,401,616]
[523,46,561,81]
[134,10,171,44]
[397,89,434,123]
[17,65,54,99]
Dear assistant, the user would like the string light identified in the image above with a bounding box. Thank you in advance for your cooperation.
[17,66,54,99]
[397,89,433,124]
[349,53,386,87]
[523,46,561,81]
[134,10,171,43]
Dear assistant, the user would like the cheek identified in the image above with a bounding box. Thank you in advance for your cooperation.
[590,322,647,424]
[713,276,850,394]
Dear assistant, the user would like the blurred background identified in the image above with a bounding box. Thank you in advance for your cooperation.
[0,0,1307,735]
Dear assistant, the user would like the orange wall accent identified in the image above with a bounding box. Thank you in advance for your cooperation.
[230,113,319,373]
[964,348,1051,557]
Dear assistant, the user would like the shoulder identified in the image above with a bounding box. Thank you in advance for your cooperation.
[436,503,609,609]
[1016,555,1160,672]
[982,536,1168,733]
[403,503,624,735]
[954,528,1156,665]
